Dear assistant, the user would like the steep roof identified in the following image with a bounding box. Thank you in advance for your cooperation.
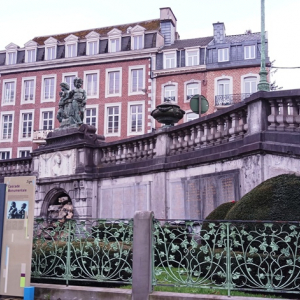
[209,32,262,46]
[32,19,161,45]
[162,36,213,50]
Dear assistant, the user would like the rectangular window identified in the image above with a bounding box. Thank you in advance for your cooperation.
[4,82,15,103]
[88,41,98,55]
[85,108,97,127]
[67,44,76,57]
[42,111,53,130]
[164,85,176,101]
[1,114,13,140]
[133,35,143,50]
[27,49,36,63]
[44,77,55,100]
[47,46,56,60]
[110,38,120,52]
[0,151,10,160]
[244,45,255,59]
[8,52,16,65]
[131,69,143,93]
[186,83,199,100]
[86,73,98,97]
[107,106,119,134]
[218,48,229,62]
[64,75,76,90]
[21,113,33,138]
[129,104,143,133]
[19,150,30,158]
[108,71,120,94]
[164,52,176,69]
[218,79,230,95]
[186,50,198,66]
[24,80,34,101]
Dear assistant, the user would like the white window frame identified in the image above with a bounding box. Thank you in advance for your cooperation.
[64,34,78,58]
[161,82,178,103]
[241,74,259,97]
[85,31,100,56]
[39,107,55,131]
[44,37,58,60]
[184,80,201,103]
[5,43,18,65]
[105,67,122,98]
[104,103,121,137]
[127,101,145,136]
[83,70,100,99]
[84,104,98,129]
[17,147,32,158]
[218,48,229,62]
[46,46,56,60]
[41,74,57,103]
[7,51,17,65]
[130,25,145,50]
[185,48,199,67]
[244,45,256,60]
[185,110,199,122]
[128,65,145,96]
[214,75,233,106]
[163,51,176,69]
[26,48,36,63]
[0,148,12,160]
[21,76,36,104]
[2,78,17,106]
[62,72,78,91]
[132,35,143,50]
[19,109,34,141]
[107,28,122,53]
[0,111,14,142]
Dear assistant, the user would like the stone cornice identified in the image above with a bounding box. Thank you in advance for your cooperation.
[0,48,159,74]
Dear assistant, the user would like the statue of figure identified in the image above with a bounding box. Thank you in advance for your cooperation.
[52,154,62,176]
[57,82,70,123]
[56,77,87,127]
[69,77,87,125]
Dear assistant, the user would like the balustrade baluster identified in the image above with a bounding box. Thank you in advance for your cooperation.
[121,144,128,163]
[286,98,298,131]
[195,125,203,149]
[237,109,247,138]
[295,98,300,132]
[215,118,224,145]
[148,138,154,158]
[126,143,133,162]
[182,129,189,152]
[276,99,288,131]
[188,126,196,151]
[229,112,239,140]
[200,122,209,148]
[132,142,138,162]
[207,121,217,146]
[169,132,178,155]
[267,99,278,130]
[177,130,184,153]
[222,115,231,143]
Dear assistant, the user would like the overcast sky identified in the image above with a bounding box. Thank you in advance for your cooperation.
[0,0,299,90]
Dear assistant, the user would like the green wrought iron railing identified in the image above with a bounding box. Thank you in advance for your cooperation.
[152,219,300,296]
[31,218,133,285]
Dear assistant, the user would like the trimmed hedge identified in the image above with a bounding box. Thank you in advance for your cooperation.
[225,174,300,221]
[205,201,236,220]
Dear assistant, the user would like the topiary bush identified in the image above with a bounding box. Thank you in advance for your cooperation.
[205,201,236,220]
[225,174,300,221]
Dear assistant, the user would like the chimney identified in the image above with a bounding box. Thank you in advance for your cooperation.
[160,7,177,46]
[213,22,226,44]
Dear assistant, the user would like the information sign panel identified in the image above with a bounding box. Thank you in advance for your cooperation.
[0,176,36,297]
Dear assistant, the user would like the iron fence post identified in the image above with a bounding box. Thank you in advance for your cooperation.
[66,220,71,286]
[226,222,231,297]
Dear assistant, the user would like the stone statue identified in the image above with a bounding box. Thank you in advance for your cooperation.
[48,196,74,223]
[57,77,87,127]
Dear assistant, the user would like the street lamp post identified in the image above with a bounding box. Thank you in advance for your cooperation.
[258,0,270,91]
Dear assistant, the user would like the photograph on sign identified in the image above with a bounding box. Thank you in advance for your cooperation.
[7,201,28,219]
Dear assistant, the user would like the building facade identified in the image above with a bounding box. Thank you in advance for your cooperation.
[0,7,269,159]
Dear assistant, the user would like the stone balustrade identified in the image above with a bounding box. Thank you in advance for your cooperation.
[0,157,32,178]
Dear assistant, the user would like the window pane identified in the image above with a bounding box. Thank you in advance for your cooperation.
[130,104,143,133]
[107,106,119,134]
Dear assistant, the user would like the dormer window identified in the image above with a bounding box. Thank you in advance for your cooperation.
[186,49,199,66]
[130,25,145,50]
[7,52,16,65]
[163,51,176,69]
[5,43,19,65]
[24,40,38,63]
[85,31,100,56]
[107,28,122,53]
[218,48,229,62]
[244,45,255,59]
[44,37,58,60]
[64,34,78,58]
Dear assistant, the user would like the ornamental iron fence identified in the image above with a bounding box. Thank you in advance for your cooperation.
[31,218,133,285]
[152,219,300,296]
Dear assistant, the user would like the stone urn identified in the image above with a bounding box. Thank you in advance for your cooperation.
[151,99,185,127]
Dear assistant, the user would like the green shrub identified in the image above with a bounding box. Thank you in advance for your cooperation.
[225,174,300,221]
